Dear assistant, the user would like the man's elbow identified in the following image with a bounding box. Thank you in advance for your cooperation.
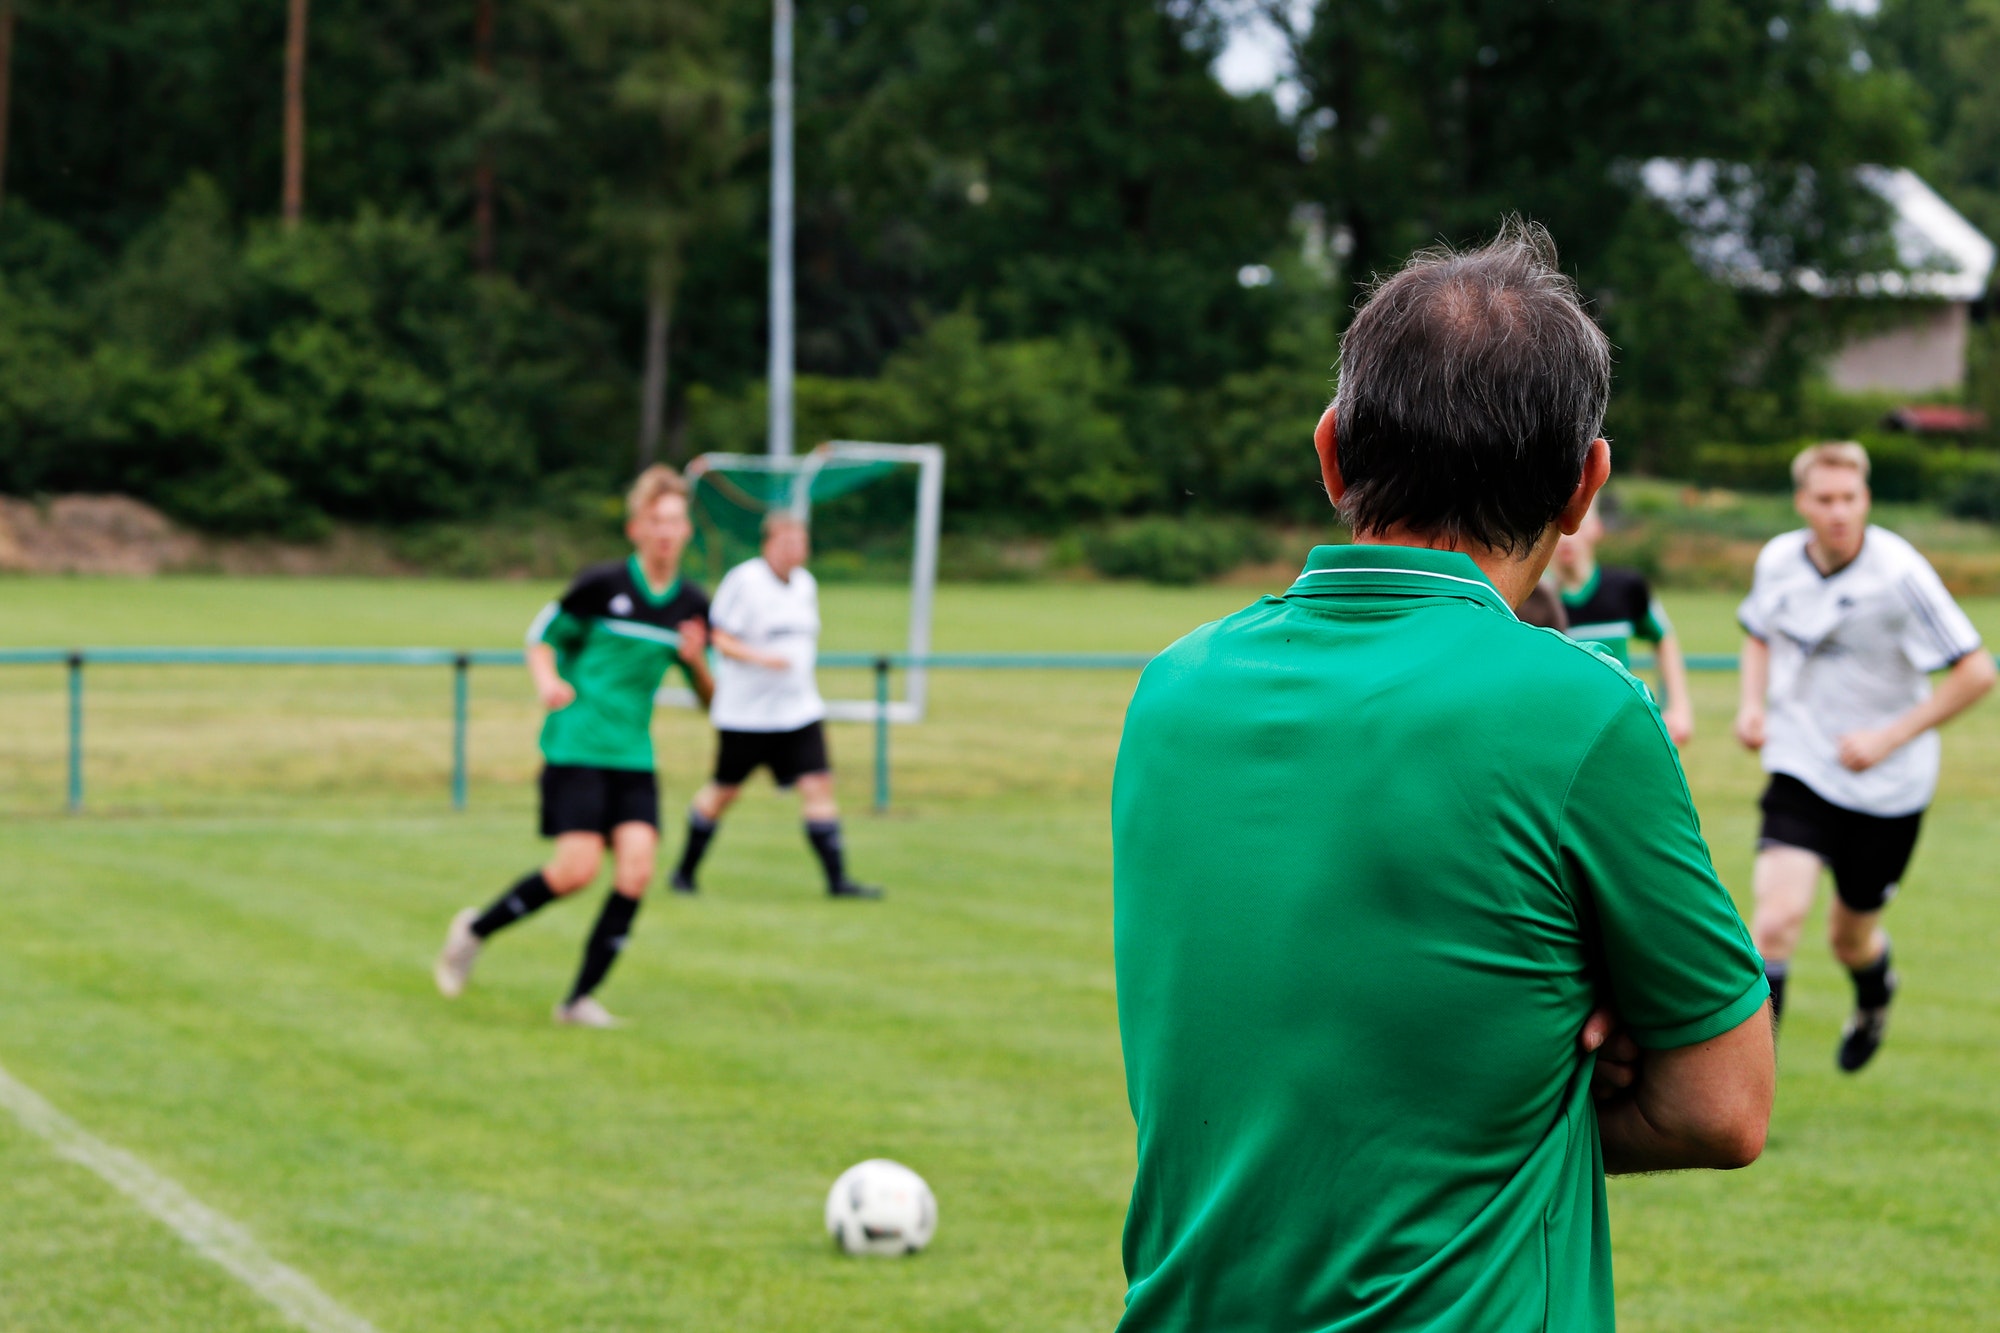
[1701,1115,1768,1170]
[1669,1008,1777,1170]
[1965,650,1999,696]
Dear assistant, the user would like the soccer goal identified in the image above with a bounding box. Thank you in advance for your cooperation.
[667,441,944,723]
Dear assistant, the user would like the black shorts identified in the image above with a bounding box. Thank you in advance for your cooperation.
[539,764,659,838]
[1758,773,1924,913]
[713,722,830,788]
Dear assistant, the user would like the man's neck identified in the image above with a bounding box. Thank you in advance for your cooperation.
[636,552,679,593]
[1806,531,1865,576]
[1353,526,1558,613]
[1556,558,1596,595]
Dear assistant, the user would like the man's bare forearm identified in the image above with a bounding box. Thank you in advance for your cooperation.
[1882,649,1997,748]
[686,659,715,707]
[526,642,561,693]
[1657,634,1691,713]
[1597,1004,1775,1176]
[1737,636,1768,717]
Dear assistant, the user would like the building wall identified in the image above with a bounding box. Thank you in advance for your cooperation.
[1827,303,1970,394]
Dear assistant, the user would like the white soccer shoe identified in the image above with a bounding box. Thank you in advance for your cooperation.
[554,996,621,1029]
[433,908,482,999]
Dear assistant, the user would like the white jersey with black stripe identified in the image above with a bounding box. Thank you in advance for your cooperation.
[1739,525,1983,816]
[708,557,826,733]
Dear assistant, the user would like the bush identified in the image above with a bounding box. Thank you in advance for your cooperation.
[1687,434,1979,504]
[1081,515,1273,585]
[1687,441,1794,493]
[684,312,1154,525]
[0,181,617,533]
[1945,466,2000,523]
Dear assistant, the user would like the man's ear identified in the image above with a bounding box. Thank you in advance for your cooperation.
[1556,438,1611,536]
[1314,403,1345,504]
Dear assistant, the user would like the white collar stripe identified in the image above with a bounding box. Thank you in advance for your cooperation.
[1290,566,1515,617]
[1292,566,1497,594]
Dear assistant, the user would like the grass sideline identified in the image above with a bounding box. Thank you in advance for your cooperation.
[1,576,1998,1330]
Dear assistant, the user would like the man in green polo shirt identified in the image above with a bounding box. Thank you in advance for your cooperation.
[1113,223,1774,1332]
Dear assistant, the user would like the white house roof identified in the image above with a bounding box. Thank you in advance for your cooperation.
[1639,159,1996,301]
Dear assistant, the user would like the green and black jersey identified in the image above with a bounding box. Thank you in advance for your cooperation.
[529,555,710,771]
[1561,564,1672,667]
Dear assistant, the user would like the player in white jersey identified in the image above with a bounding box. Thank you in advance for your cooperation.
[1735,442,1994,1071]
[669,513,882,899]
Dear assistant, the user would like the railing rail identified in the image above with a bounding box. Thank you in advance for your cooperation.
[0,646,1763,814]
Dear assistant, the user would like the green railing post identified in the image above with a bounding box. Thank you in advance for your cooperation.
[873,655,891,813]
[452,653,470,811]
[66,651,83,814]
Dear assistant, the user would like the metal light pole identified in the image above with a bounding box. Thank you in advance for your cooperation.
[766,0,795,459]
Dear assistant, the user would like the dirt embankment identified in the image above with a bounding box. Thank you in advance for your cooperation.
[0,496,414,576]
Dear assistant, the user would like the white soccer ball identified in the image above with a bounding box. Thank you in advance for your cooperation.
[824,1159,937,1256]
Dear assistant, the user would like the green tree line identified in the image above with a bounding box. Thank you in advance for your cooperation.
[0,0,1992,534]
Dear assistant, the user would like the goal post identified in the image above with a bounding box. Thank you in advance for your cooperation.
[663,441,944,723]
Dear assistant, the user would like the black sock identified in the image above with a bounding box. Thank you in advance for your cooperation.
[1765,960,1789,1021]
[567,891,641,1003]
[471,871,556,939]
[805,819,845,890]
[676,811,718,884]
[1849,942,1894,1011]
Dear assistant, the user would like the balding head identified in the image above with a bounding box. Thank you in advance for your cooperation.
[1331,220,1612,555]
[762,510,809,579]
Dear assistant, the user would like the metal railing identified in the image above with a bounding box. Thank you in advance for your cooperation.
[0,647,1769,815]
[0,646,1184,815]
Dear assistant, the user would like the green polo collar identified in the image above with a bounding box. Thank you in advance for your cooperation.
[1286,544,1517,620]
[627,554,682,605]
[1559,564,1600,609]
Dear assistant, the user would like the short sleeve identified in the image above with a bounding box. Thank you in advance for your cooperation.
[527,601,583,651]
[527,568,605,651]
[1637,587,1671,644]
[1895,557,1982,673]
[709,570,748,635]
[1736,572,1771,641]
[681,583,712,625]
[1560,694,1769,1049]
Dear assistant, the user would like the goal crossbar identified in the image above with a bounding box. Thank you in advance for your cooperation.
[682,441,944,722]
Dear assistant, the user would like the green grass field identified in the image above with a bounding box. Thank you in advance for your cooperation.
[3,575,2000,1330]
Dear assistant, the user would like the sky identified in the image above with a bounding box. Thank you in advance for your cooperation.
[1212,1,1309,111]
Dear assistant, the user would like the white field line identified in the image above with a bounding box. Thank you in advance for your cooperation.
[0,1060,380,1333]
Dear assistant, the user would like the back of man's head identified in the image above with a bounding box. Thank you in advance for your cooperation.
[1334,220,1611,555]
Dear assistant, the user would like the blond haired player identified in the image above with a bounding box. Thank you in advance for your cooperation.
[434,466,715,1026]
[1737,442,1994,1070]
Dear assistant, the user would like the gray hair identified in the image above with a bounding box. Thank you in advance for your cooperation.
[1332,219,1612,554]
[762,510,807,538]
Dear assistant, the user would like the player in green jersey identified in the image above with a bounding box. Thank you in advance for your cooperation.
[1553,501,1695,745]
[433,466,714,1027]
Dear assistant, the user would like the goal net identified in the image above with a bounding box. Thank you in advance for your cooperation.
[672,442,943,723]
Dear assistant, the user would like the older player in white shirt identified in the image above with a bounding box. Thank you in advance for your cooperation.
[669,513,881,899]
[1735,442,1994,1072]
